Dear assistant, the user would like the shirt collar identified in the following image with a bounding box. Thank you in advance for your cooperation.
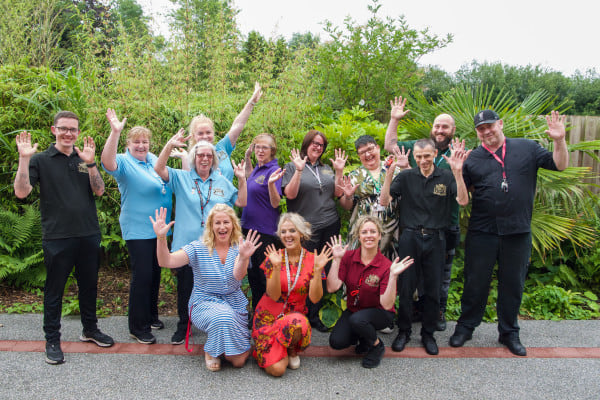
[351,247,385,267]
[125,148,150,164]
[48,143,76,157]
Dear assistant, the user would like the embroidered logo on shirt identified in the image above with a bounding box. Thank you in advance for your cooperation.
[433,184,447,196]
[216,150,227,161]
[213,188,225,197]
[255,174,266,185]
[365,274,380,287]
[78,162,89,174]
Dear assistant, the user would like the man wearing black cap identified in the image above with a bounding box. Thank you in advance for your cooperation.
[449,109,569,356]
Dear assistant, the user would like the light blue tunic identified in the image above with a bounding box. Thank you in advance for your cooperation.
[183,241,251,357]
[167,167,238,251]
[215,134,235,181]
[102,150,172,240]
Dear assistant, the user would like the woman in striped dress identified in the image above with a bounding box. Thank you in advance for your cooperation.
[151,204,261,372]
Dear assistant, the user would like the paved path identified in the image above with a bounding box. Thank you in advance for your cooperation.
[1,314,599,399]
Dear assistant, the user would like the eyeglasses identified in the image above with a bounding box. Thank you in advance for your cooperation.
[196,153,213,159]
[254,145,271,151]
[357,145,377,157]
[310,141,324,149]
[55,126,78,134]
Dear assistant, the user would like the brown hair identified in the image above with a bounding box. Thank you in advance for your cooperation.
[299,130,328,160]
[350,215,383,242]
[126,126,151,143]
[53,111,79,126]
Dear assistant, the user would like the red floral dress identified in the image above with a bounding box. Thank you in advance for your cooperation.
[252,249,316,368]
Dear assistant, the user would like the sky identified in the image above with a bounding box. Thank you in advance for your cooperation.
[138,0,598,76]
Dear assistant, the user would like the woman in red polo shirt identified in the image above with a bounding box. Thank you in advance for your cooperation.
[327,215,413,368]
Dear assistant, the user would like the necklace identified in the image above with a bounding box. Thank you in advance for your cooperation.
[278,248,304,318]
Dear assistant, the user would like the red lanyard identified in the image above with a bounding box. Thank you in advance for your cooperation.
[193,179,212,227]
[482,141,508,192]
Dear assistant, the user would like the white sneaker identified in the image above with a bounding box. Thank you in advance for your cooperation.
[288,355,300,370]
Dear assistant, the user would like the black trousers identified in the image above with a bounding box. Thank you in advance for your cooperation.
[175,264,193,331]
[396,229,445,336]
[242,229,281,311]
[126,239,161,335]
[304,219,340,324]
[329,308,394,349]
[456,231,531,337]
[42,234,101,343]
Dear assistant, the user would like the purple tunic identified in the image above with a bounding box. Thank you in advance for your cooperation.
[241,158,282,236]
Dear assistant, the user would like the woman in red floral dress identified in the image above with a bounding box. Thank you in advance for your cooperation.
[252,212,332,377]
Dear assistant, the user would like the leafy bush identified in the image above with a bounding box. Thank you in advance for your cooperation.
[521,286,599,319]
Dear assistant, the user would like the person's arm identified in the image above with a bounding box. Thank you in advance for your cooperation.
[326,235,347,293]
[233,230,261,281]
[75,136,104,196]
[155,128,188,182]
[264,245,283,301]
[14,131,37,199]
[101,108,127,172]
[380,256,414,310]
[267,168,284,208]
[379,147,409,207]
[545,110,569,171]
[330,148,347,198]
[150,207,190,268]
[282,149,306,200]
[337,175,357,211]
[384,96,410,153]
[309,246,332,303]
[233,160,247,207]
[227,82,263,145]
[244,144,254,178]
[442,138,471,206]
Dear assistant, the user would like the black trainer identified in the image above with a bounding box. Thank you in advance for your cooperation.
[45,342,64,365]
[79,329,115,347]
[436,312,447,331]
[354,339,370,355]
[361,339,385,369]
[171,327,186,345]
[151,320,165,330]
[130,332,157,344]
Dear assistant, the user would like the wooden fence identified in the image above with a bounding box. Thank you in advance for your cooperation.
[566,116,600,194]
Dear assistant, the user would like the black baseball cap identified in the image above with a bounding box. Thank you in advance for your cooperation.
[474,110,500,127]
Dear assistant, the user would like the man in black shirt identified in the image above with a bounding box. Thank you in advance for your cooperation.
[381,139,469,355]
[449,110,569,356]
[14,111,114,365]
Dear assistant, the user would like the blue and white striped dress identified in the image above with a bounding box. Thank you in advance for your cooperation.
[183,241,251,357]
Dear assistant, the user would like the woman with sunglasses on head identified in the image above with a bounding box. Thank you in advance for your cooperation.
[327,215,413,368]
[151,204,261,372]
[252,212,332,377]
[154,132,247,345]
[281,130,346,332]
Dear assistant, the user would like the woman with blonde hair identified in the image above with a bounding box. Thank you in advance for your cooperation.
[151,204,261,371]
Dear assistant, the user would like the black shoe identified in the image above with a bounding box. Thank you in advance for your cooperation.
[45,342,64,365]
[80,329,115,347]
[130,332,157,345]
[449,331,472,347]
[171,327,186,345]
[391,331,409,352]
[499,335,527,356]
[361,339,385,368]
[151,320,164,330]
[311,320,329,333]
[435,312,447,331]
[355,339,370,355]
[422,334,439,355]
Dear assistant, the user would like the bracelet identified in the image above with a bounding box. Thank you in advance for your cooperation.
[157,236,167,241]
[345,195,353,201]
[86,162,97,168]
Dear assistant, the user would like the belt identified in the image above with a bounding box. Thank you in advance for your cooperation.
[404,227,441,236]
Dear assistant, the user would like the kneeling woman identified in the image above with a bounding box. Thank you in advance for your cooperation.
[327,216,413,368]
[151,205,260,371]
[252,213,332,377]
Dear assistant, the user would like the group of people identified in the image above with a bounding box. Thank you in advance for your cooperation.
[14,84,569,372]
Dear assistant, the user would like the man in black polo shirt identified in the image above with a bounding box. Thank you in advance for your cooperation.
[449,110,569,356]
[381,138,469,355]
[14,111,115,365]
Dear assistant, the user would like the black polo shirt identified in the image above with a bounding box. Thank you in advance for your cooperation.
[389,166,457,230]
[462,138,557,235]
[29,144,100,240]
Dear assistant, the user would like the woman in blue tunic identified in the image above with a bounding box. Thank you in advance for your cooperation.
[151,204,261,371]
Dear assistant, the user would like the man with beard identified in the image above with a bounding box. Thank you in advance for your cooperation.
[384,97,460,343]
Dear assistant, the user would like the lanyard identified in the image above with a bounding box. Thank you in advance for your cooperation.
[482,141,508,192]
[278,248,304,318]
[305,163,323,193]
[366,167,383,194]
[435,148,450,167]
[193,179,212,227]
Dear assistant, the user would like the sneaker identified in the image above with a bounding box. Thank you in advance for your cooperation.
[151,320,165,330]
[171,327,186,345]
[80,329,115,347]
[45,342,64,365]
[130,332,157,344]
[361,339,385,369]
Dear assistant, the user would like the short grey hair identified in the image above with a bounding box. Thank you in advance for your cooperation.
[187,140,219,174]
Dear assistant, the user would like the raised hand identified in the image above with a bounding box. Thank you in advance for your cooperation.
[545,110,567,141]
[392,146,411,169]
[443,138,471,171]
[314,246,333,276]
[239,229,262,259]
[75,136,96,164]
[268,168,285,184]
[245,143,255,159]
[337,175,358,198]
[169,148,188,159]
[233,159,246,180]
[390,256,414,277]
[327,235,348,260]
[149,207,175,237]
[330,148,347,172]
[264,244,282,268]
[390,96,410,121]
[250,82,263,104]
[289,148,307,171]
[15,131,38,158]
[106,108,127,134]
[167,128,190,149]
